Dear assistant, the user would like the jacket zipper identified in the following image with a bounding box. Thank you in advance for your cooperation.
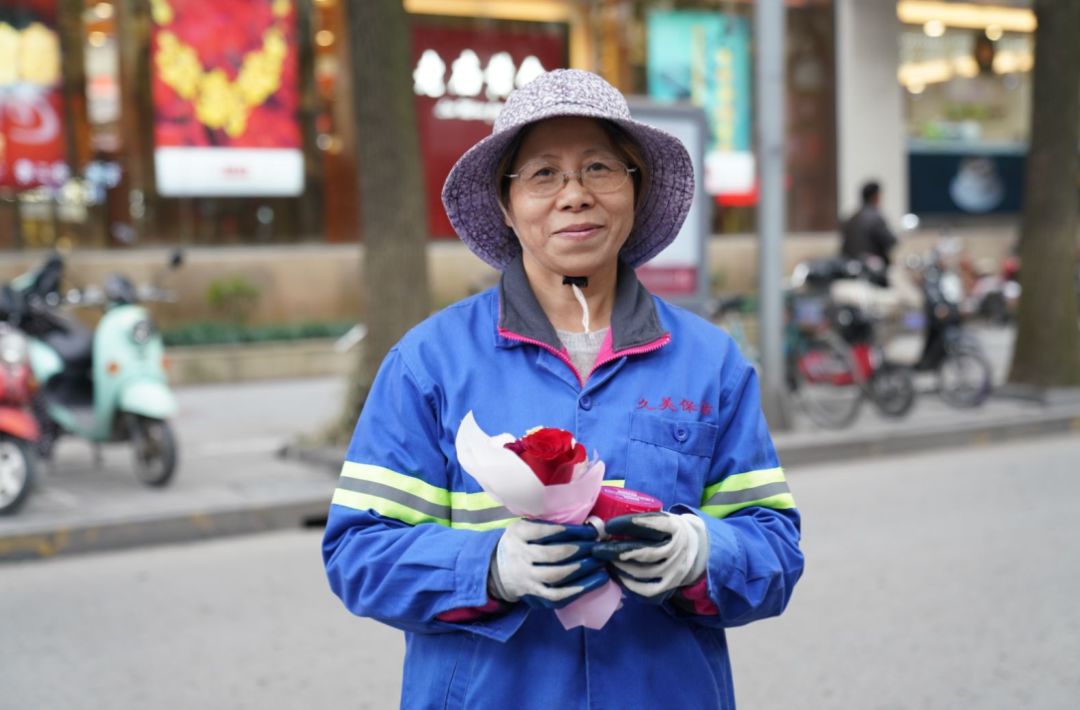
[499,329,672,385]
[589,333,672,376]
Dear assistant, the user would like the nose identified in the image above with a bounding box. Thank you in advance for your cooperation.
[555,172,594,210]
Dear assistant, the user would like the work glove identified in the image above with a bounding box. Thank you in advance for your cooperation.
[489,519,609,609]
[592,512,709,602]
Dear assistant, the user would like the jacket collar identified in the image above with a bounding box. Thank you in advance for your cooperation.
[497,255,667,352]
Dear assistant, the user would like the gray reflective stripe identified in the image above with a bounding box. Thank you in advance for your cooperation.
[336,477,514,524]
[338,477,450,520]
[455,505,516,524]
[704,481,791,506]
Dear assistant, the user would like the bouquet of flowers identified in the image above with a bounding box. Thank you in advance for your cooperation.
[455,411,623,630]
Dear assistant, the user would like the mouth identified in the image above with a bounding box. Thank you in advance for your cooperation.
[554,223,603,239]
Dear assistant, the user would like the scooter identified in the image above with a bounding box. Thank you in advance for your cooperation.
[3,252,182,486]
[909,247,993,408]
[0,315,40,514]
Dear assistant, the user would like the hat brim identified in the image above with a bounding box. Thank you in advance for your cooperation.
[442,113,695,271]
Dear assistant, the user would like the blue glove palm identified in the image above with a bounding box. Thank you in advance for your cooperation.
[489,519,609,609]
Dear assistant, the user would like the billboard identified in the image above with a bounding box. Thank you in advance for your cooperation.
[410,19,567,238]
[150,0,303,196]
[646,10,753,201]
[0,0,68,192]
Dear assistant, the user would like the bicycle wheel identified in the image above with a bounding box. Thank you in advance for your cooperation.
[938,345,992,408]
[789,337,863,429]
[870,362,917,418]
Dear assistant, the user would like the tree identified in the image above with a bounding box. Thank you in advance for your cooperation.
[332,0,431,440]
[1008,0,1080,388]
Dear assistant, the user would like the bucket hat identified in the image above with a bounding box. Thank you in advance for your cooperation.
[441,69,695,270]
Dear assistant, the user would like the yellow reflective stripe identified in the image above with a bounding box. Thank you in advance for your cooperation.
[700,467,795,518]
[450,490,503,511]
[603,479,626,488]
[331,488,450,526]
[703,467,786,500]
[340,461,449,507]
[701,492,797,519]
[452,518,517,532]
[335,462,516,528]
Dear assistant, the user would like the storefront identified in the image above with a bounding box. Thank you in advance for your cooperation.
[897,0,1040,218]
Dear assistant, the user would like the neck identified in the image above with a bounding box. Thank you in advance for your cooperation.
[522,258,619,333]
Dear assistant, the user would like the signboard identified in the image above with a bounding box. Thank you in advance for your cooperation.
[150,0,303,196]
[410,19,567,238]
[646,10,753,201]
[0,0,68,192]
[630,100,708,309]
[908,144,1024,215]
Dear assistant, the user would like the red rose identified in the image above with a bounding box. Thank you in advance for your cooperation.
[504,428,586,486]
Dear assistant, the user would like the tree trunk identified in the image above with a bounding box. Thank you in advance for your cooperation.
[1008,0,1080,388]
[334,0,431,440]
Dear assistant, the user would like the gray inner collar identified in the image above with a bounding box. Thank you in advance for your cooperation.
[498,256,666,352]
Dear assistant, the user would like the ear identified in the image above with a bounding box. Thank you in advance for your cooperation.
[499,201,515,230]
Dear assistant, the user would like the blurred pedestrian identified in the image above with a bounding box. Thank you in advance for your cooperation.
[840,180,898,276]
[323,69,803,709]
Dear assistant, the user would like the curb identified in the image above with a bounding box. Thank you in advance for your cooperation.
[0,495,330,563]
[776,409,1080,467]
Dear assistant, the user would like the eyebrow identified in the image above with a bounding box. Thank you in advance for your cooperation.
[526,148,616,162]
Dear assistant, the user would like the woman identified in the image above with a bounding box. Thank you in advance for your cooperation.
[323,69,803,709]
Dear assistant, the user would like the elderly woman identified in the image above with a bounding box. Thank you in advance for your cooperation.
[323,69,803,709]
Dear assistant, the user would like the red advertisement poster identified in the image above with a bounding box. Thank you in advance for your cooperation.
[0,0,68,192]
[150,0,303,196]
[410,19,567,238]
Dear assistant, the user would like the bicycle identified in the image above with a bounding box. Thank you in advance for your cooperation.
[784,260,917,429]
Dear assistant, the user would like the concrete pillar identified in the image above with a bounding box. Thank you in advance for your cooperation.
[835,0,907,222]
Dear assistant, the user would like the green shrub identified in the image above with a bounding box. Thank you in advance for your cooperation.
[163,320,355,347]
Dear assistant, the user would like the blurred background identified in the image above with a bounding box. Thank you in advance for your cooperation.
[1,0,1078,708]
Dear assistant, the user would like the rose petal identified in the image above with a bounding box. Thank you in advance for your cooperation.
[455,412,546,516]
[539,459,605,524]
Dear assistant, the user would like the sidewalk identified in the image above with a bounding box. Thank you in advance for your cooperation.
[2,326,1077,562]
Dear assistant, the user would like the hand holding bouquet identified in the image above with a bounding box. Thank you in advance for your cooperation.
[456,412,621,629]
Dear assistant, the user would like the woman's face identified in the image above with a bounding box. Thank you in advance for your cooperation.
[502,117,635,281]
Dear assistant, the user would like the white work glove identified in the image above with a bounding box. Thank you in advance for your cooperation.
[592,512,709,601]
[488,519,608,609]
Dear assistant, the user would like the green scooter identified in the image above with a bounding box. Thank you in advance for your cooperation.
[8,253,182,486]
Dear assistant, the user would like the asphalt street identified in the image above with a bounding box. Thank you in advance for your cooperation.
[3,433,1078,709]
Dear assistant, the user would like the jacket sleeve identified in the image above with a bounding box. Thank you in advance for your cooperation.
[322,347,527,642]
[670,358,804,628]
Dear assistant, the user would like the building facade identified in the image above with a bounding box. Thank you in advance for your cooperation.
[0,0,1052,323]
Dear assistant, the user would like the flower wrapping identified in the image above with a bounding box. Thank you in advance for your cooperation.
[455,411,623,630]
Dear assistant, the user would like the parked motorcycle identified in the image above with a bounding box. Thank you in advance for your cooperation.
[0,313,40,515]
[908,248,993,408]
[3,252,182,486]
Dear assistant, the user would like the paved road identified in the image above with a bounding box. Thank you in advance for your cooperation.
[4,432,1078,708]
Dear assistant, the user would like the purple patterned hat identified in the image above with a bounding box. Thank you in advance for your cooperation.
[441,69,695,270]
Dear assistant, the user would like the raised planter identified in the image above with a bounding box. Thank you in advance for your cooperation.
[166,338,353,386]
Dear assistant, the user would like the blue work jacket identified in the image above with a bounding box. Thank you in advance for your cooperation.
[323,257,804,709]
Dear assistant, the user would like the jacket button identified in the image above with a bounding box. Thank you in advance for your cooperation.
[673,426,689,443]
[579,396,592,410]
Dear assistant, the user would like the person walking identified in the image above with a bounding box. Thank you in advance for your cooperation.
[323,69,804,709]
[840,180,898,275]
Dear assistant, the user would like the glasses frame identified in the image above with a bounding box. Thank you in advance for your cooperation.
[506,159,638,198]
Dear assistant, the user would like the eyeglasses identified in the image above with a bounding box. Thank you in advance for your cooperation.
[506,157,637,198]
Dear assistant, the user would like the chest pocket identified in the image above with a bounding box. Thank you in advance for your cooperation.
[625,412,719,508]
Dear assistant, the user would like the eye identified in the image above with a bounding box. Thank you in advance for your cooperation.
[522,164,558,182]
[584,159,618,174]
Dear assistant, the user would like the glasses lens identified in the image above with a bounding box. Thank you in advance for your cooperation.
[515,159,630,197]
[518,162,561,196]
[582,159,629,194]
